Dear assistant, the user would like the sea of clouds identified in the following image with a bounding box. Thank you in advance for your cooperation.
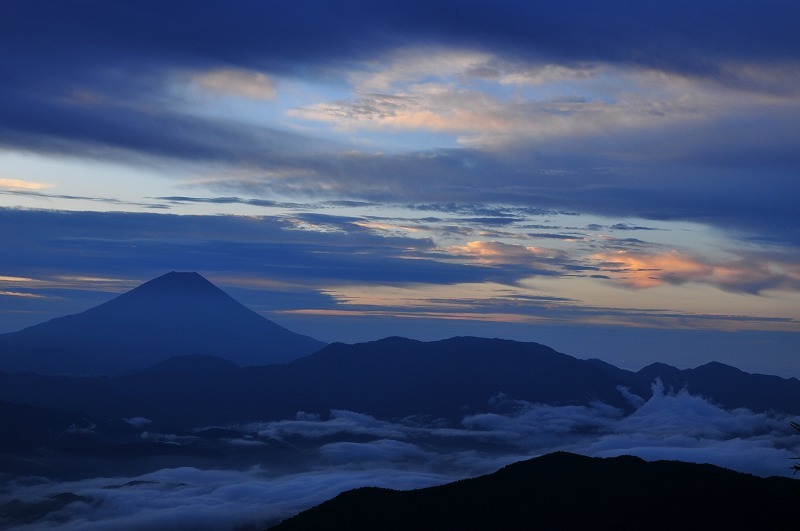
[2,381,798,530]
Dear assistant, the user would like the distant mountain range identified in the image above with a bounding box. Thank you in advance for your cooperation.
[1,336,798,436]
[270,452,798,530]
[587,357,800,415]
[1,271,799,458]
[0,272,325,375]
[0,337,632,430]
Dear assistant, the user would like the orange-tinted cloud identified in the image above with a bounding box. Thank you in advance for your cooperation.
[594,250,714,288]
[447,240,554,265]
[593,250,795,294]
[190,68,276,100]
[0,178,52,190]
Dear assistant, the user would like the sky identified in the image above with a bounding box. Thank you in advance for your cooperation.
[1,0,799,376]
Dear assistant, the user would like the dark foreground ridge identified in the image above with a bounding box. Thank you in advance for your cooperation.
[0,271,325,375]
[271,452,799,530]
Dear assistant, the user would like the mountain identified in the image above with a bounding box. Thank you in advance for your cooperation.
[0,337,647,429]
[270,452,798,530]
[587,358,800,414]
[0,271,325,375]
[0,399,98,453]
[283,336,642,418]
[2,336,799,433]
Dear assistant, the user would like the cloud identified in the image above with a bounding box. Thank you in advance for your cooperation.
[0,1,798,249]
[3,467,448,530]
[0,208,491,293]
[292,57,736,149]
[0,188,168,209]
[154,195,305,209]
[593,250,800,293]
[0,291,46,299]
[254,410,409,441]
[593,250,714,289]
[320,439,435,463]
[0,178,51,190]
[4,2,799,83]
[583,381,798,477]
[447,241,555,265]
[189,68,275,100]
[124,417,153,429]
[0,465,455,530]
[608,223,658,231]
[243,382,799,479]
[2,206,798,346]
[3,381,798,529]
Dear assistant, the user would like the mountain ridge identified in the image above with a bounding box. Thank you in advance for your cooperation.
[1,336,799,433]
[270,451,798,530]
[0,271,326,375]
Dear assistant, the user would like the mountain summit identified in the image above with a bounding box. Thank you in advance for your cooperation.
[270,452,797,530]
[0,272,325,376]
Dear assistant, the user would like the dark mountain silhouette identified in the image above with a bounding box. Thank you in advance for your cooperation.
[270,452,798,530]
[588,358,800,414]
[0,398,207,478]
[139,354,240,376]
[1,336,798,433]
[0,271,325,375]
[0,337,645,429]
[0,399,98,453]
[283,336,642,417]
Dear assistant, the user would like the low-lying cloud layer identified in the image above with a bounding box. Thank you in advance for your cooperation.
[1,466,453,530]
[3,382,797,529]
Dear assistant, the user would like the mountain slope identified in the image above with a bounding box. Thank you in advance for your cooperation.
[0,272,325,375]
[284,336,643,418]
[4,335,800,433]
[271,452,798,530]
[0,337,647,429]
[588,358,800,414]
[0,399,98,453]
